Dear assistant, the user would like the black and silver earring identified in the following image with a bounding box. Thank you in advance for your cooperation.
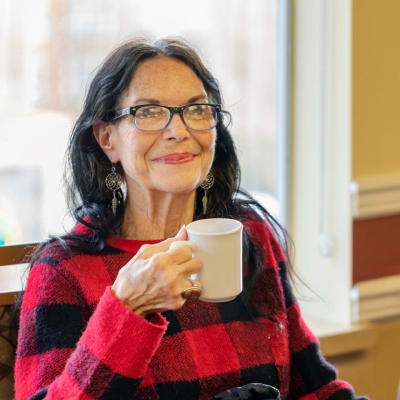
[105,164,122,215]
[200,172,214,215]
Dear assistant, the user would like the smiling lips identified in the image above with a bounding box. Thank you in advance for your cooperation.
[153,152,196,164]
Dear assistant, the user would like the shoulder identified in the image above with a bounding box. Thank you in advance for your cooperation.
[31,217,111,271]
[242,213,287,267]
[26,236,94,300]
[21,241,85,315]
[30,238,83,272]
[242,213,296,312]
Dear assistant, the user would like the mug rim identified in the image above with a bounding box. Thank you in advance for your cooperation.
[186,218,242,236]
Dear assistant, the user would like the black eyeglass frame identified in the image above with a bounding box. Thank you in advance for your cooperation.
[105,103,230,132]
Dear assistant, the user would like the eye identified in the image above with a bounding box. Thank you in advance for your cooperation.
[186,104,212,119]
[136,106,166,119]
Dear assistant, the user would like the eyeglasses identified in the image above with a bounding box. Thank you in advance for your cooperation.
[105,103,231,132]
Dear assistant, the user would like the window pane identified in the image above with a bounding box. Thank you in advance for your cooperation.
[0,0,279,245]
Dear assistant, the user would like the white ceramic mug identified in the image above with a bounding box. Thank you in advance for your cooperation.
[172,218,243,302]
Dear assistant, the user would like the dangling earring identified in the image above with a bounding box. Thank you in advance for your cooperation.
[105,164,122,216]
[200,172,214,215]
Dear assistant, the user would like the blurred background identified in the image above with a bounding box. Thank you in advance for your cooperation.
[0,0,279,245]
[1,1,400,399]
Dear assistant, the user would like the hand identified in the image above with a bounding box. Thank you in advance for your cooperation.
[111,226,203,317]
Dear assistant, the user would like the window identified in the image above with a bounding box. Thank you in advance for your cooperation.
[0,0,280,245]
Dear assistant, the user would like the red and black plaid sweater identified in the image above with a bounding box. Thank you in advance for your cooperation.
[15,219,368,400]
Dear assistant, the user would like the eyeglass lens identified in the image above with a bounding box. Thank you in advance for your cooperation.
[134,105,217,131]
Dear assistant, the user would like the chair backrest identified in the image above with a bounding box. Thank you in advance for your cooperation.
[0,243,38,396]
[0,243,38,306]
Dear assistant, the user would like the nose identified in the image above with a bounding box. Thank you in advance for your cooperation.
[162,112,190,141]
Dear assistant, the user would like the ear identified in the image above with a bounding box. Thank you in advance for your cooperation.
[93,122,120,163]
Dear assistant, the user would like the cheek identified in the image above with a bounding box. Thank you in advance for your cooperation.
[116,131,155,170]
[200,130,217,151]
[200,133,216,171]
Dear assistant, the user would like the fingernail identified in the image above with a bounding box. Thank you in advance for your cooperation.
[178,224,186,235]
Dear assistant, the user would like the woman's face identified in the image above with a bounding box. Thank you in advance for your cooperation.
[103,56,216,198]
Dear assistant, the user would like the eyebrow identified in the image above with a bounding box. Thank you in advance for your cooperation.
[134,94,208,105]
[187,94,208,103]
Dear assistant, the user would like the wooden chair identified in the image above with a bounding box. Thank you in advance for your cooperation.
[0,243,37,397]
[0,243,36,396]
[0,243,38,306]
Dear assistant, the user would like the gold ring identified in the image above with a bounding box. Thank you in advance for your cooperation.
[182,282,202,299]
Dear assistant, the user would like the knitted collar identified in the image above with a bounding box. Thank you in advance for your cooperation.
[106,236,163,254]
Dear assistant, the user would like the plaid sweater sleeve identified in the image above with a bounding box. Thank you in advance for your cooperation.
[264,226,369,400]
[14,248,168,400]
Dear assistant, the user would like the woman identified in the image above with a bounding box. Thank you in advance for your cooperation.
[14,38,367,400]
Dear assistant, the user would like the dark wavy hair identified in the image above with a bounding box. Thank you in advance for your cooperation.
[12,37,293,342]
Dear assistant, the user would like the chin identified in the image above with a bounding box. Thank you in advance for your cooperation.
[155,180,199,195]
[163,185,197,195]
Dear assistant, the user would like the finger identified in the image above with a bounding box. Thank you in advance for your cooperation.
[167,245,193,265]
[169,240,195,252]
[178,257,203,275]
[140,225,188,259]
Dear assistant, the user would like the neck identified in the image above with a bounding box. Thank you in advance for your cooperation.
[120,190,196,240]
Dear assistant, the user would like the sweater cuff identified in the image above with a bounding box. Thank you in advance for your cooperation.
[79,286,168,379]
